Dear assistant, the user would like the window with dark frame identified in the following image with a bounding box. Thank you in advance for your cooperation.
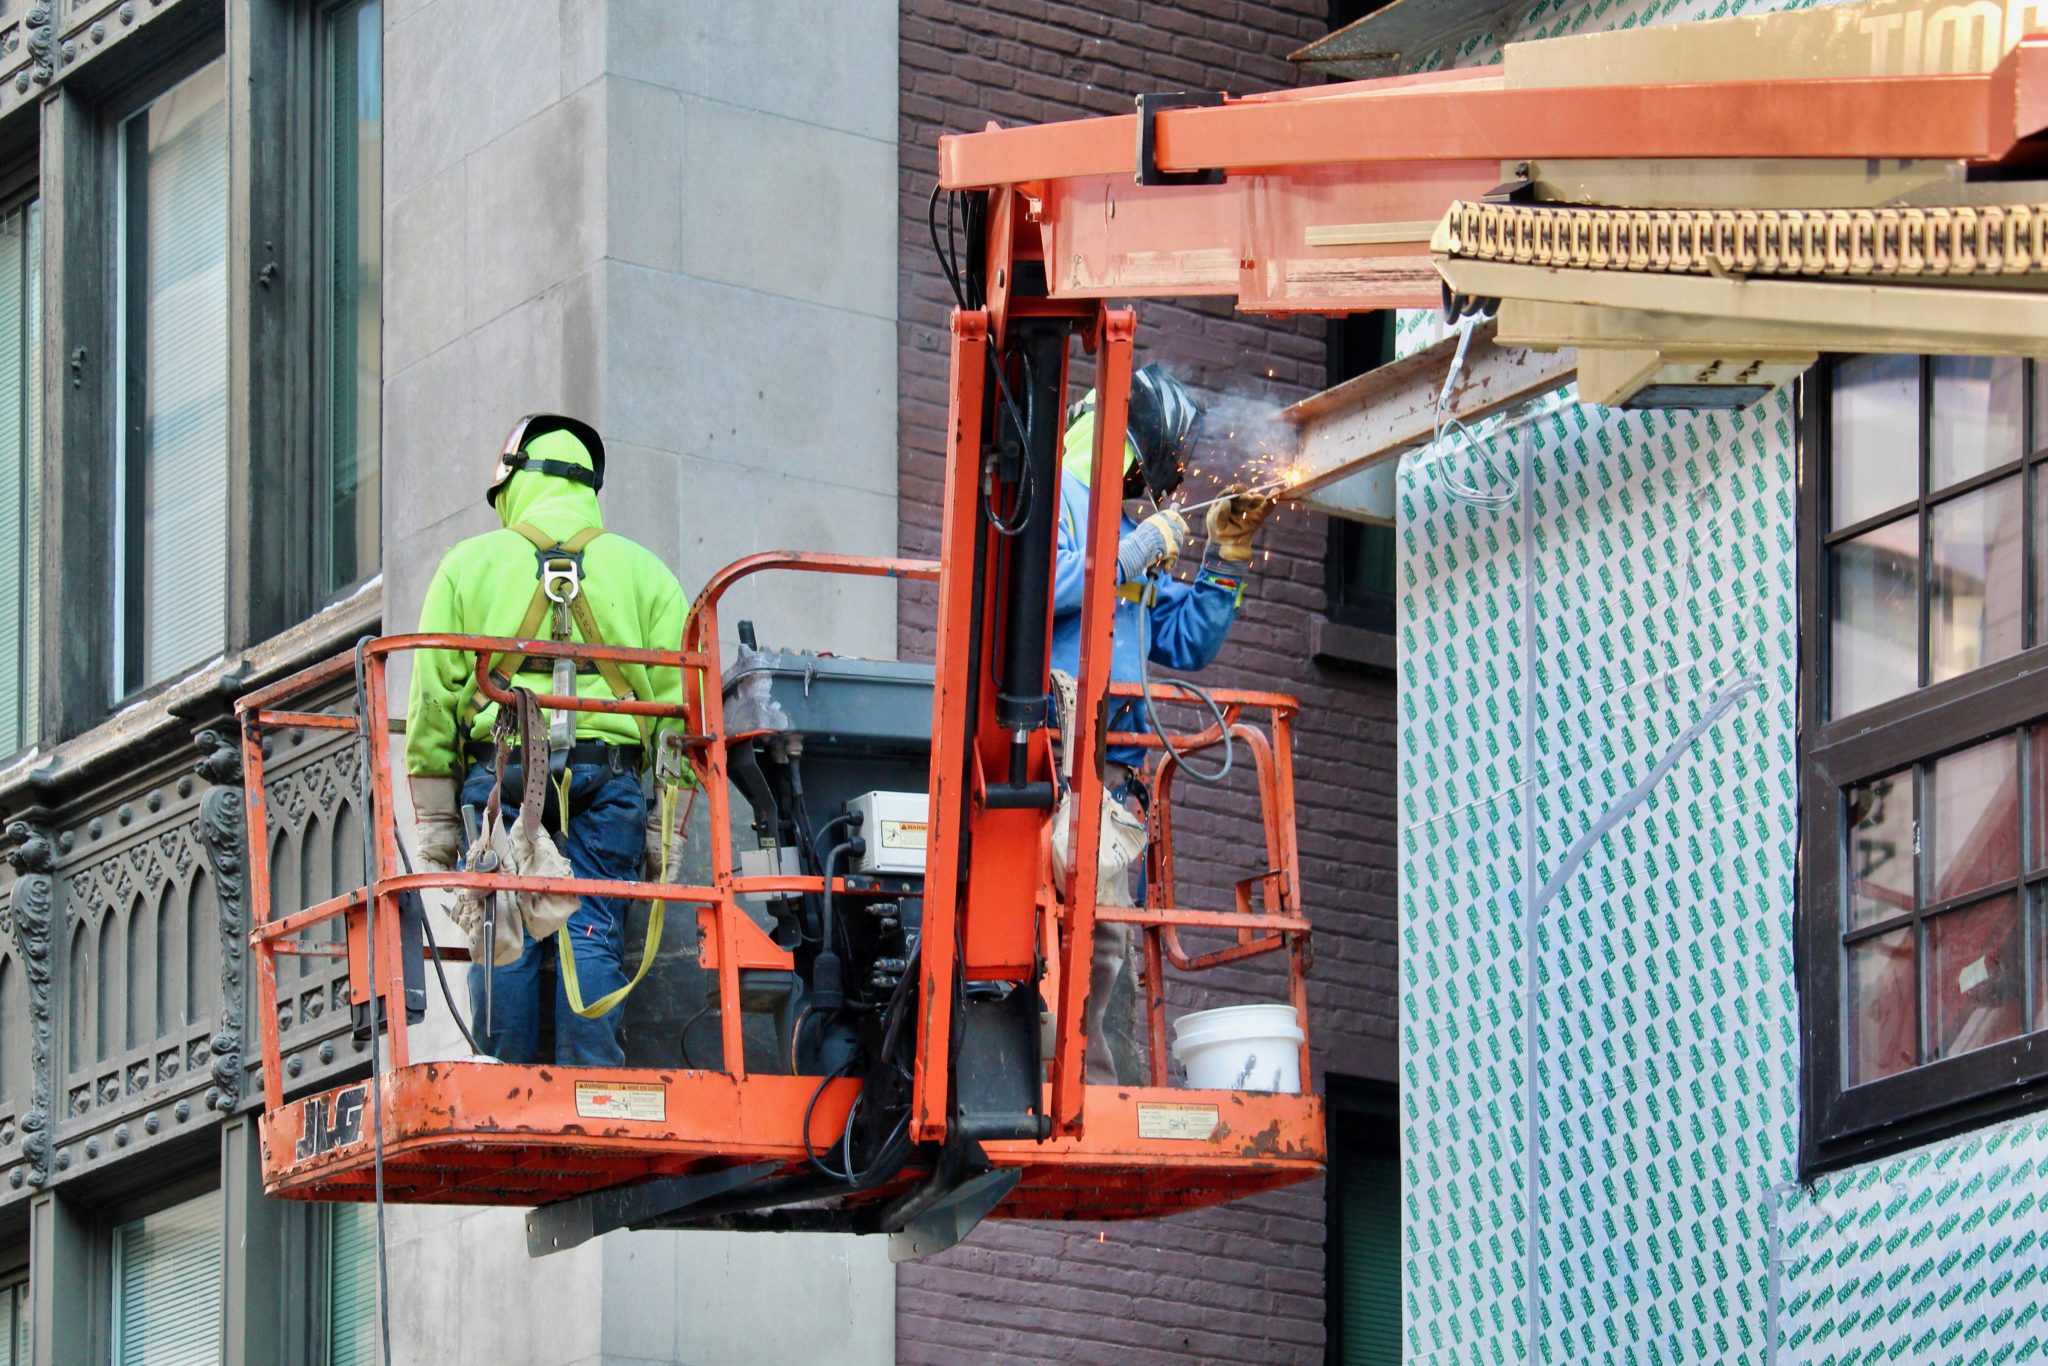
[1801,354,2048,1174]
[0,191,39,758]
[317,0,382,601]
[1324,311,1396,635]
[35,0,383,731]
[0,1272,28,1366]
[112,55,231,700]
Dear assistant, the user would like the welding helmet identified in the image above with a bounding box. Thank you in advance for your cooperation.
[486,414,606,510]
[1125,363,1200,498]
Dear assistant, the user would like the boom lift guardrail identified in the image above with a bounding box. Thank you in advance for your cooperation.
[245,537,1321,1258]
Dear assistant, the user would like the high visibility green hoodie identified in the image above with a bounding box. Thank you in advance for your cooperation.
[403,435,689,778]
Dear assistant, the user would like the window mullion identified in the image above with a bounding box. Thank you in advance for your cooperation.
[1918,355,1933,691]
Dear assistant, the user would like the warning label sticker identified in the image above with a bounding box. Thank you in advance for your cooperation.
[1136,1102,1220,1141]
[882,820,929,850]
[575,1081,666,1122]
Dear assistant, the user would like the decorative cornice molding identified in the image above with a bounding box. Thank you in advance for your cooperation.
[22,3,52,86]
[4,818,55,1187]
[194,731,247,1112]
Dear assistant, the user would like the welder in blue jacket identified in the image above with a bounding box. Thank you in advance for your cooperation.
[1051,364,1273,1082]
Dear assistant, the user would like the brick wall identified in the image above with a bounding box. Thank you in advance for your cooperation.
[896,3,1398,1361]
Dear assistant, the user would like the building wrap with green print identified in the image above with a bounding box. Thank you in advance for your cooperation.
[1397,3,2048,1363]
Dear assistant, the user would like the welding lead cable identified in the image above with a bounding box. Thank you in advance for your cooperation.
[1136,570,1234,784]
[1425,319,1518,511]
[350,636,395,1366]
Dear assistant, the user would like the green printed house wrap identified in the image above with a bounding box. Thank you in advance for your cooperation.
[1396,3,2048,1363]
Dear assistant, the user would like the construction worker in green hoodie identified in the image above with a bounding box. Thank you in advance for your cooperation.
[405,415,689,1066]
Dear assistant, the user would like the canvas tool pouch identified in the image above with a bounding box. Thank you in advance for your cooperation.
[1047,670,1148,906]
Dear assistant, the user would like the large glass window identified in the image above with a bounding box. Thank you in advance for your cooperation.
[1803,355,2048,1172]
[0,1277,29,1366]
[320,0,381,597]
[0,197,39,754]
[1824,354,2041,718]
[326,1202,376,1365]
[110,1190,222,1366]
[114,58,230,698]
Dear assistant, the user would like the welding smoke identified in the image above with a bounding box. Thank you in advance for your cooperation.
[1180,391,1301,503]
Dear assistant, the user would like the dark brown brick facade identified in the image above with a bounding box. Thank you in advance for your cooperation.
[896,3,1398,1361]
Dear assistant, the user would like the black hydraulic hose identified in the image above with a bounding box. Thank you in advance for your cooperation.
[927,184,965,310]
[994,324,1066,735]
[819,838,864,970]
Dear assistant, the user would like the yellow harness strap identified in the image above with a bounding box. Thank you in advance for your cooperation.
[556,782,678,1018]
[483,523,669,1019]
[466,524,608,717]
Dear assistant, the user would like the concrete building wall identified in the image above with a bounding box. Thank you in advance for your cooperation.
[894,4,1401,1362]
[1399,3,2048,1365]
[380,3,899,1362]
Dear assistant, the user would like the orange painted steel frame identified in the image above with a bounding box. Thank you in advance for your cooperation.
[243,538,1323,1215]
[932,40,2048,315]
[913,299,1137,1141]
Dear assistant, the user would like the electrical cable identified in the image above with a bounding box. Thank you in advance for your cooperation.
[927,181,1032,537]
[1134,570,1235,783]
[398,839,482,1058]
[349,637,394,1366]
[803,814,854,945]
[928,184,967,311]
[820,839,863,965]
[788,1004,815,1074]
[1426,319,1519,511]
[680,1002,716,1070]
[984,351,1037,537]
[802,1057,859,1181]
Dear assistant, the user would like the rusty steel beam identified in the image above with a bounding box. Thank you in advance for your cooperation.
[1278,321,1578,524]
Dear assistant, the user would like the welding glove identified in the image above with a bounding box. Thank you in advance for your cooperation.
[409,776,463,873]
[1204,492,1276,563]
[1116,507,1189,584]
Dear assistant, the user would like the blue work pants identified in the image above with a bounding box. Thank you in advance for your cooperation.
[461,760,645,1066]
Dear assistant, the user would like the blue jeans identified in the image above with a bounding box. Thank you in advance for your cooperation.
[461,760,645,1066]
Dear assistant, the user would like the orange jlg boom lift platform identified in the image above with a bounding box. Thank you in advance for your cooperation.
[241,2,2048,1260]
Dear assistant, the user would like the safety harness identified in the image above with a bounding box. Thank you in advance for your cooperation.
[467,523,654,754]
[471,522,673,1019]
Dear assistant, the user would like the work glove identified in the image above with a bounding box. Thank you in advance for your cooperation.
[643,792,693,882]
[1115,508,1189,584]
[644,735,694,881]
[409,775,462,872]
[1204,492,1276,563]
[450,818,527,967]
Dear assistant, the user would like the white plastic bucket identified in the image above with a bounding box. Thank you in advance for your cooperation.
[1170,1003,1304,1093]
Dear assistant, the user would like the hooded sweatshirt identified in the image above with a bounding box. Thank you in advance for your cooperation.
[404,432,689,777]
[1051,413,1243,769]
